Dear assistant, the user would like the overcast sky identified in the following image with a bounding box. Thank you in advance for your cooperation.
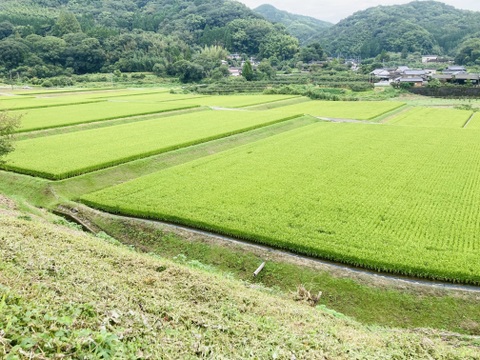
[237,0,480,23]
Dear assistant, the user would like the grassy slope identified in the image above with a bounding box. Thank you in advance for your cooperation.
[1,202,479,359]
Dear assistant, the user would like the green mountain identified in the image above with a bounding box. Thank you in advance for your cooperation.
[315,0,480,58]
[254,4,332,45]
[0,0,300,77]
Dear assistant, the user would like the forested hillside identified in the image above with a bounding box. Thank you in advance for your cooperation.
[254,4,332,45]
[1,0,480,82]
[0,0,299,78]
[316,0,480,60]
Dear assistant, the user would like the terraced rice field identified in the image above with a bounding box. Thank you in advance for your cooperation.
[82,122,480,284]
[387,107,473,128]
[13,100,199,132]
[4,110,301,179]
[267,100,405,120]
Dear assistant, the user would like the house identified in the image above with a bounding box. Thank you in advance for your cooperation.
[371,66,429,86]
[454,73,480,85]
[397,66,410,73]
[443,65,466,75]
[433,73,480,85]
[221,60,228,66]
[370,69,391,82]
[228,67,242,77]
[227,53,242,60]
[422,55,438,63]
[403,70,427,78]
[395,77,425,87]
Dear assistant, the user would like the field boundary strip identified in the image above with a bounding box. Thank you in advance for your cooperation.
[367,103,407,121]
[6,99,106,112]
[236,95,301,108]
[462,113,476,128]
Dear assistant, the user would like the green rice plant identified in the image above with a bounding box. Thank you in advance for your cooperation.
[82,122,480,285]
[267,100,405,120]
[3,110,301,179]
[386,107,472,128]
[13,101,199,132]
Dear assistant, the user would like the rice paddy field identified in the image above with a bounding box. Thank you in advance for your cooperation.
[3,88,480,285]
[13,100,200,132]
[267,100,405,120]
[386,107,473,128]
[82,122,480,284]
[4,109,300,179]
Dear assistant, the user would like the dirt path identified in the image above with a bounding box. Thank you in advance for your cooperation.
[312,115,379,124]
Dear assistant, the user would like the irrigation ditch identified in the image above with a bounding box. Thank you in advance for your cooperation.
[56,203,480,294]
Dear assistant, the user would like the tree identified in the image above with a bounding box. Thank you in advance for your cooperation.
[171,60,205,83]
[0,112,20,163]
[65,37,106,74]
[259,33,299,61]
[455,38,480,65]
[52,12,82,36]
[0,39,29,69]
[0,21,14,40]
[299,43,325,63]
[241,60,254,81]
[194,45,228,76]
[257,60,275,79]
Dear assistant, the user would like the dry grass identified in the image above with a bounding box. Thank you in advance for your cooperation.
[0,208,479,358]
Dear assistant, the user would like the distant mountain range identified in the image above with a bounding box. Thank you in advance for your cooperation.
[0,0,479,74]
[255,1,480,60]
[254,4,333,45]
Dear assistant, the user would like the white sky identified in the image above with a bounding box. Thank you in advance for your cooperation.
[237,0,480,23]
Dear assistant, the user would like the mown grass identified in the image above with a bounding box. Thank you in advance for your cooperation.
[82,122,480,285]
[386,107,473,128]
[3,110,301,179]
[1,204,479,358]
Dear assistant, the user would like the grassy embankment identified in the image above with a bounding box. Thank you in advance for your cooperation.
[1,199,479,358]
